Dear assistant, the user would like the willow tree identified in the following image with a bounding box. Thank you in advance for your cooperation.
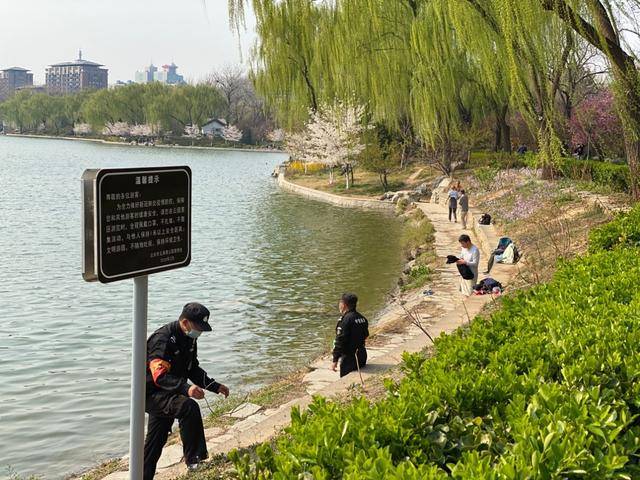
[249,0,328,129]
[445,0,640,193]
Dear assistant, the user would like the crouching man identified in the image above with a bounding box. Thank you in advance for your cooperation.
[331,293,369,377]
[144,302,229,479]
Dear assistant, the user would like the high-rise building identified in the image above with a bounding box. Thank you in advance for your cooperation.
[135,62,184,85]
[155,63,184,85]
[46,50,108,94]
[0,67,34,100]
[135,63,157,84]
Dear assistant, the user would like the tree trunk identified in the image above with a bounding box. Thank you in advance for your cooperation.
[349,165,355,186]
[611,67,640,198]
[345,169,350,189]
[498,104,512,153]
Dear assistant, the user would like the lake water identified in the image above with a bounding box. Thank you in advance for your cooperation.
[0,136,404,479]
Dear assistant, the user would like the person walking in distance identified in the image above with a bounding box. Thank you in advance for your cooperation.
[447,186,459,222]
[144,302,230,479]
[458,189,469,229]
[331,293,369,377]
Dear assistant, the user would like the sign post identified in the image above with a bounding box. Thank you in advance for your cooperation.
[82,166,192,480]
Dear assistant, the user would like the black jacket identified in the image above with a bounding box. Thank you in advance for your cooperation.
[146,321,220,396]
[332,310,369,363]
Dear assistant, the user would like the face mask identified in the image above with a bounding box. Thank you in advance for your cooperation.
[186,328,201,339]
[185,325,202,340]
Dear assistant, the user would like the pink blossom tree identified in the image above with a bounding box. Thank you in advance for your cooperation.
[569,89,625,160]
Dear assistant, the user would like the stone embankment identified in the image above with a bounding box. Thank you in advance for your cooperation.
[103,176,517,480]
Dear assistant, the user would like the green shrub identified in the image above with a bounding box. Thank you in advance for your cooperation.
[589,203,640,252]
[556,157,631,193]
[232,228,640,478]
[401,217,435,253]
[401,264,432,291]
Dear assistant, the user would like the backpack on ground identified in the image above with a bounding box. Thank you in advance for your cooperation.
[479,213,492,225]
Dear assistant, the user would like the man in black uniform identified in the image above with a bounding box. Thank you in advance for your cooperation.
[144,302,229,480]
[331,293,369,377]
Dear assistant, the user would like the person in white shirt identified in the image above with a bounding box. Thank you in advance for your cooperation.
[456,234,480,296]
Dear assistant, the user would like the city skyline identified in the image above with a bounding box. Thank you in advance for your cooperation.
[0,0,256,84]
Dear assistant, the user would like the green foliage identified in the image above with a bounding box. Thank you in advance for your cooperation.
[358,132,402,191]
[402,264,433,292]
[589,204,640,252]
[400,213,435,254]
[231,213,640,478]
[0,83,225,136]
[557,157,631,193]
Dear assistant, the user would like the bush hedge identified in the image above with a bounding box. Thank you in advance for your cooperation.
[589,204,640,252]
[231,210,640,478]
[556,158,631,193]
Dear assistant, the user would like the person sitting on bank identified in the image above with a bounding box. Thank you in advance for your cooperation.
[144,302,230,479]
[456,234,480,296]
[331,293,369,377]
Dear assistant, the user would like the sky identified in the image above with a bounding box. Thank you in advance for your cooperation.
[0,0,256,84]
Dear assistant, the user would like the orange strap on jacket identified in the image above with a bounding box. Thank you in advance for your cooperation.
[149,359,171,386]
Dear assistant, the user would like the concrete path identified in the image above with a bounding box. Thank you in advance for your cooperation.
[102,181,517,480]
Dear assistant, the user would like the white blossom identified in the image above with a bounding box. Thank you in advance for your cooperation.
[285,102,370,186]
[222,124,243,143]
[267,128,285,143]
[183,124,201,138]
[102,122,131,137]
[130,124,154,137]
[73,123,92,136]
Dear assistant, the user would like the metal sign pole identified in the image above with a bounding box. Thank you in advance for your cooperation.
[129,275,148,480]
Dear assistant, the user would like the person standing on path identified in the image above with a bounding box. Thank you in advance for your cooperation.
[458,190,469,229]
[144,302,230,479]
[456,234,480,296]
[448,186,459,222]
[331,293,369,377]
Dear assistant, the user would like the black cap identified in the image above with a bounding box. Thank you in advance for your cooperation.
[180,302,212,332]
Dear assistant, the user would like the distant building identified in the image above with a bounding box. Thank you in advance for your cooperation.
[135,63,158,84]
[46,50,108,94]
[0,67,34,100]
[113,80,134,88]
[202,118,227,137]
[135,62,185,85]
[156,63,184,85]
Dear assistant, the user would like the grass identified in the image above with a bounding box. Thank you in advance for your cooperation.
[401,265,433,292]
[287,163,440,198]
[77,460,125,480]
[202,368,310,430]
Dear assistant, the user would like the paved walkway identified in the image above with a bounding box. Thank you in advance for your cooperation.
[103,182,517,480]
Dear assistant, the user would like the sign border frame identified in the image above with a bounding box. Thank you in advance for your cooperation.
[83,165,192,283]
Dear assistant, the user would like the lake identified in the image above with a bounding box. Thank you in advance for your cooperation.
[0,136,403,479]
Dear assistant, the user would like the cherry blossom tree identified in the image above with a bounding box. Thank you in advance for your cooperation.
[285,131,315,173]
[569,89,624,160]
[182,124,201,145]
[304,102,370,188]
[102,122,131,137]
[222,124,243,143]
[130,124,155,138]
[267,128,285,143]
[73,123,92,136]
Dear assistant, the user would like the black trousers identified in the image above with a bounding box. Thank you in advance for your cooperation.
[340,348,367,377]
[143,390,208,480]
[448,207,457,222]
